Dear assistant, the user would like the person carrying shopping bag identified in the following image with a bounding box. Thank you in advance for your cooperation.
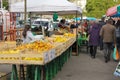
[100,19,116,63]
[112,44,120,61]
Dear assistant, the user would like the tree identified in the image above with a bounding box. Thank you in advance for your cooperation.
[68,0,75,2]
[86,0,120,18]
[3,0,9,10]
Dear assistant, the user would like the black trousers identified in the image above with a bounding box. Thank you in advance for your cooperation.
[116,37,120,50]
[90,46,97,57]
[103,42,113,60]
[100,37,103,50]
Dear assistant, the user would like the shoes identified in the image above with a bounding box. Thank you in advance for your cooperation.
[100,48,103,50]
[105,57,110,63]
[108,58,110,61]
[105,59,108,63]
[91,55,95,59]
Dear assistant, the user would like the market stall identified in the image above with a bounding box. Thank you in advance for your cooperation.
[0,0,83,80]
[10,0,82,15]
[10,0,82,55]
[106,4,120,79]
[0,34,76,80]
[106,4,120,17]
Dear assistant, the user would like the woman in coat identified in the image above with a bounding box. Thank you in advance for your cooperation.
[88,21,100,58]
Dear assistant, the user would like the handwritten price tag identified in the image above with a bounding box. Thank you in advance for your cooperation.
[44,52,49,63]
[48,49,56,61]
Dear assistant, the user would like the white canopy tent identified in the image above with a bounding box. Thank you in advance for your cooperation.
[10,0,82,55]
[10,0,82,15]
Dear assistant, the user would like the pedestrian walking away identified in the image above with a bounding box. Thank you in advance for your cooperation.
[88,20,100,58]
[99,17,106,50]
[100,19,116,63]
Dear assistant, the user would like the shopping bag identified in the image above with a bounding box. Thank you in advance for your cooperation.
[116,49,120,60]
[112,46,117,60]
[112,46,120,61]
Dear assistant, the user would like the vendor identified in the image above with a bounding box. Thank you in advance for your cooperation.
[58,19,70,33]
[58,19,67,28]
[22,24,35,44]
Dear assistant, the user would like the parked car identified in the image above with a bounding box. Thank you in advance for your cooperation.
[32,19,54,31]
[16,21,24,29]
[52,21,59,30]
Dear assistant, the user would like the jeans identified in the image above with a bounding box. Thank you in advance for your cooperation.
[103,42,113,60]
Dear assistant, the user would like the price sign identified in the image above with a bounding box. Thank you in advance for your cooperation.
[44,52,49,63]
[48,49,56,61]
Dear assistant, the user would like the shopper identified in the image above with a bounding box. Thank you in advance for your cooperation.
[100,19,116,63]
[88,21,100,58]
[99,17,106,50]
[115,20,120,51]
[22,24,35,44]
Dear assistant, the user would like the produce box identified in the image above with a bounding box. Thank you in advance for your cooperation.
[20,49,55,65]
[0,53,21,64]
[53,42,65,56]
[0,41,16,50]
[0,36,75,65]
[68,37,76,46]
[20,50,45,65]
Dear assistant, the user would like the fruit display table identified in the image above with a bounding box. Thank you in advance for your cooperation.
[0,34,76,80]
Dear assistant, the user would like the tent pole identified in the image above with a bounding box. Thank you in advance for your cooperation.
[29,12,32,26]
[24,0,27,24]
[76,11,78,56]
[80,13,83,22]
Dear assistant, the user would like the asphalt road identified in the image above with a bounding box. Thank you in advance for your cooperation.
[53,50,120,80]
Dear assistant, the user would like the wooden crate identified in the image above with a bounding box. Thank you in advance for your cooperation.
[20,48,56,65]
[20,49,56,65]
[53,43,64,56]
[0,53,21,64]
[61,42,68,53]
[0,41,16,50]
[69,38,75,45]
[20,50,45,65]
[65,38,71,49]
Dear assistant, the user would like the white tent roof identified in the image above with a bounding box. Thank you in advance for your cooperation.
[10,0,82,15]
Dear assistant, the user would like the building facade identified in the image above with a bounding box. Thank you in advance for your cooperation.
[73,0,87,11]
[9,0,24,4]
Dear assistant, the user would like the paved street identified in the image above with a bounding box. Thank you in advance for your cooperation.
[53,50,120,80]
[0,49,120,80]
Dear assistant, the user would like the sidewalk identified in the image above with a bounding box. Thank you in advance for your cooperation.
[53,50,120,80]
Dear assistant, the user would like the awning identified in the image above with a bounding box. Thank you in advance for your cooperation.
[106,4,120,16]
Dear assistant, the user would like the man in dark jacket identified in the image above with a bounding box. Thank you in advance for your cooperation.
[99,17,106,50]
